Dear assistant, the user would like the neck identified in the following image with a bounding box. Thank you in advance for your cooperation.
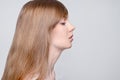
[47,45,63,79]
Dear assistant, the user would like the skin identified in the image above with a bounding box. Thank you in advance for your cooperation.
[50,19,75,50]
[47,19,75,80]
[30,19,75,80]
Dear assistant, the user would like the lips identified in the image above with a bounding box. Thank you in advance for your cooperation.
[69,35,73,42]
[69,35,73,39]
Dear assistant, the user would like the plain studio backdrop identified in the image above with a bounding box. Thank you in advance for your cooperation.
[0,0,120,80]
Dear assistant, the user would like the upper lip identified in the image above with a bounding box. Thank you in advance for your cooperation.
[69,35,73,39]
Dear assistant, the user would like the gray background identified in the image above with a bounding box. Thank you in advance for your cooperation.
[0,0,120,80]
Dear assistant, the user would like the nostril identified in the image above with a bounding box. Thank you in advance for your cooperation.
[69,27,75,32]
[71,26,75,31]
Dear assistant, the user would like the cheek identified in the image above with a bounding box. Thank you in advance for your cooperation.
[50,25,71,49]
[51,32,71,49]
[52,27,67,41]
[52,32,66,44]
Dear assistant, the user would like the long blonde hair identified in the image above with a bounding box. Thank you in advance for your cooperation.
[2,0,68,80]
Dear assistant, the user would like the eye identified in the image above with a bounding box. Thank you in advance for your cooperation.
[60,22,66,25]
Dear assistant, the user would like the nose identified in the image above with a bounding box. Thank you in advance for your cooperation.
[69,24,75,32]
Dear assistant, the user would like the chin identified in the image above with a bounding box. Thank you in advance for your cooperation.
[57,43,72,50]
[67,45,72,48]
[64,44,72,49]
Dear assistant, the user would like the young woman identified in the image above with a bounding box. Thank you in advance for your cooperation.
[2,0,75,80]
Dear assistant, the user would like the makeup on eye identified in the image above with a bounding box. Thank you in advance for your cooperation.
[60,22,66,25]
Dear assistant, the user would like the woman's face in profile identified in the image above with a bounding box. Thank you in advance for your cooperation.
[50,19,75,50]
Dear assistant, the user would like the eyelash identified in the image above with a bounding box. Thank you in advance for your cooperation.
[60,22,66,25]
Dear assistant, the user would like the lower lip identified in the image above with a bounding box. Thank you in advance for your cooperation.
[70,38,73,42]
